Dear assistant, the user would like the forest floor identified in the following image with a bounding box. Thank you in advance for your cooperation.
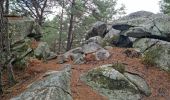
[1,47,170,100]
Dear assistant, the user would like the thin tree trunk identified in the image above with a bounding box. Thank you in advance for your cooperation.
[0,0,5,94]
[58,1,64,53]
[7,58,16,85]
[66,14,74,51]
[0,64,3,95]
[5,0,9,14]
[4,0,16,85]
[4,0,10,56]
[38,16,43,26]
[66,0,75,51]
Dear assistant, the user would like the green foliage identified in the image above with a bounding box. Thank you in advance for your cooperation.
[168,50,170,54]
[142,46,162,66]
[101,40,109,47]
[42,0,125,51]
[102,35,119,47]
[109,62,125,73]
[14,59,28,70]
[41,17,68,52]
[93,0,125,22]
[110,35,119,41]
[160,0,170,14]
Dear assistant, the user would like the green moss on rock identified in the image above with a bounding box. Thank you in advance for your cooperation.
[108,62,125,74]
[142,45,162,66]
[87,67,129,90]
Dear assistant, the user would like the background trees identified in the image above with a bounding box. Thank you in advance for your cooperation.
[0,0,12,94]
[42,0,125,52]
[0,0,125,93]
[0,0,5,94]
[160,0,170,14]
[11,0,55,26]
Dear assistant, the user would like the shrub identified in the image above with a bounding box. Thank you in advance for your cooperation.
[142,46,161,66]
[102,35,119,47]
[109,62,125,73]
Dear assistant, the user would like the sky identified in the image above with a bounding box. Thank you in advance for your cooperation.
[117,0,161,14]
[47,0,161,20]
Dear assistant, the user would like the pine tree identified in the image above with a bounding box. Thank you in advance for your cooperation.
[160,0,170,14]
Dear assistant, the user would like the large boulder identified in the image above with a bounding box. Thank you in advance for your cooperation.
[148,43,170,71]
[10,38,34,69]
[123,27,151,38]
[124,73,151,96]
[8,17,35,44]
[34,42,56,60]
[133,38,170,71]
[103,28,133,47]
[73,54,85,64]
[108,11,170,49]
[114,35,133,47]
[86,36,103,45]
[57,47,85,64]
[3,17,35,68]
[95,49,110,61]
[81,64,151,100]
[104,28,120,40]
[112,11,170,42]
[86,21,107,39]
[143,41,170,71]
[133,38,159,52]
[65,47,85,64]
[11,64,72,100]
[121,11,154,20]
[82,42,102,54]
[1,17,44,68]
[63,47,83,58]
[103,28,120,46]
[8,17,43,43]
[59,42,111,64]
[56,55,68,64]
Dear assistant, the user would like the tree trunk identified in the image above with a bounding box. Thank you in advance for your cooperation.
[66,0,75,51]
[0,64,2,95]
[4,0,10,56]
[0,0,16,92]
[58,1,64,53]
[7,58,16,85]
[38,16,43,26]
[4,0,16,86]
[0,0,5,94]
[5,0,9,14]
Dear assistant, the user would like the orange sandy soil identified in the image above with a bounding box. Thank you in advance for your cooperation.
[1,47,170,100]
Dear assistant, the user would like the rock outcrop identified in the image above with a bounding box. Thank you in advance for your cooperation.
[112,11,170,42]
[11,64,72,100]
[72,11,170,71]
[4,17,36,68]
[34,42,57,60]
[102,11,170,71]
[95,49,110,61]
[86,21,107,39]
[57,38,111,64]
[82,42,102,54]
[86,36,103,45]
[57,47,85,64]
[134,38,170,71]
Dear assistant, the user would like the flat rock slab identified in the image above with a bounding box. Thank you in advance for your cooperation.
[11,64,72,100]
[124,72,151,96]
